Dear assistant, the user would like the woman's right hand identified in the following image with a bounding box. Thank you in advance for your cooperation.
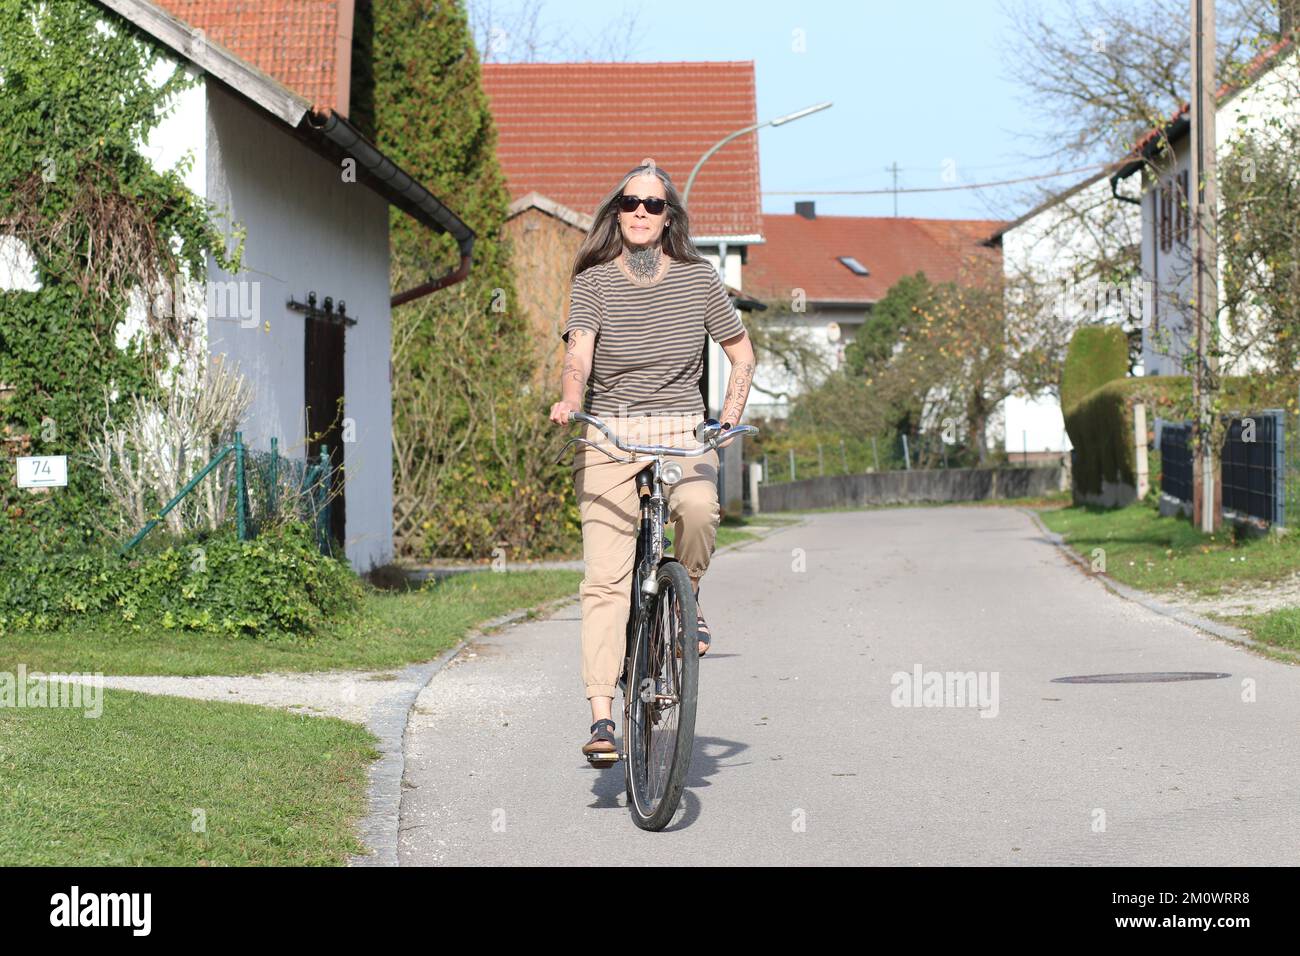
[549,400,581,426]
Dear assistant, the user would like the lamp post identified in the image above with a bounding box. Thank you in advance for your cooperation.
[684,100,832,290]
[683,101,833,209]
[683,100,831,497]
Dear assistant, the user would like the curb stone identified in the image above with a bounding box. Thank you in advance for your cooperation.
[1020,507,1287,658]
[348,592,580,866]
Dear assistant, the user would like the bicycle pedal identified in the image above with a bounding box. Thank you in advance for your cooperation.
[586,752,622,768]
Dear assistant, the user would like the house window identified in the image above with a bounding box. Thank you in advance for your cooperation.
[1159,180,1173,253]
[1175,169,1189,245]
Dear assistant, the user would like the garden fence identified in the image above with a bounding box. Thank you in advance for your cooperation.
[119,434,334,555]
[1158,410,1287,528]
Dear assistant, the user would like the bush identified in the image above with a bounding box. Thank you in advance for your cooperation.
[1064,374,1296,497]
[1061,325,1129,415]
[0,522,362,637]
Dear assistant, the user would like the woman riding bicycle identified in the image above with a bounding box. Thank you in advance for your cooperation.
[547,158,756,759]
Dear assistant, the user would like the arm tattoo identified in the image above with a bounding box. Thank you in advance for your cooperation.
[561,329,590,394]
[721,359,754,425]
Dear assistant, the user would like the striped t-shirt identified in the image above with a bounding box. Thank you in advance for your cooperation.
[561,257,746,417]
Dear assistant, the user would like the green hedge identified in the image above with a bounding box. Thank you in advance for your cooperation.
[1065,375,1297,496]
[0,522,362,637]
[1061,325,1129,414]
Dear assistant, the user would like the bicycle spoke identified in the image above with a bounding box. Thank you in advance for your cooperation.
[647,586,682,806]
[626,562,697,829]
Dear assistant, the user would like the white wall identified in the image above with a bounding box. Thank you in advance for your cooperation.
[203,83,394,571]
[3,47,397,570]
[999,174,1141,451]
[1003,394,1071,456]
[703,247,746,417]
[741,301,862,421]
[0,238,39,292]
[1142,49,1300,378]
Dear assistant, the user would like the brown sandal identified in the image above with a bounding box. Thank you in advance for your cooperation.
[582,719,618,763]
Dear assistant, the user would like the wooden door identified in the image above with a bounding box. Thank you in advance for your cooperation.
[305,317,346,550]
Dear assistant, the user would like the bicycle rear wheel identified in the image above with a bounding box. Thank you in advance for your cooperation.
[625,559,699,831]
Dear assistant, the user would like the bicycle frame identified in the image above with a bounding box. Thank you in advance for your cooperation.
[560,410,758,821]
[556,408,757,684]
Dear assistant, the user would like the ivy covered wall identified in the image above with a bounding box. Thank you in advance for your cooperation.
[0,0,236,554]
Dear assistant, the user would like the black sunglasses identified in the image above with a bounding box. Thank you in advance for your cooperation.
[617,194,668,215]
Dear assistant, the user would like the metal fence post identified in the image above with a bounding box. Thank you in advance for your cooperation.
[902,433,911,471]
[789,447,796,482]
[318,445,331,555]
[818,443,824,476]
[872,437,880,472]
[268,436,279,521]
[1270,408,1285,528]
[234,431,247,540]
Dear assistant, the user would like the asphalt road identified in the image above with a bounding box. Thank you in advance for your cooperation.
[398,507,1300,865]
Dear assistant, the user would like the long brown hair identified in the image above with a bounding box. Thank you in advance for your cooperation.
[570,159,707,280]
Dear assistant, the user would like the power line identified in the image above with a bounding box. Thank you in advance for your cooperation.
[763,161,1118,196]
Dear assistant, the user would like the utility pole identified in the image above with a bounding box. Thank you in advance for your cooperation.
[1190,0,1219,532]
[887,161,900,216]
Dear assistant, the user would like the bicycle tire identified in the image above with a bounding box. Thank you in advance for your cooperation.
[625,558,699,831]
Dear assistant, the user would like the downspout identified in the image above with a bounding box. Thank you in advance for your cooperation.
[389,252,474,307]
[306,110,477,307]
[1110,169,1143,205]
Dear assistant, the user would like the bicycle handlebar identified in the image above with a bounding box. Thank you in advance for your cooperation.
[557,410,758,465]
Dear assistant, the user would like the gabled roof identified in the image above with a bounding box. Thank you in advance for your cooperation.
[984,167,1118,244]
[745,213,1003,306]
[95,0,473,265]
[506,192,594,231]
[480,62,764,240]
[150,0,354,114]
[1113,36,1294,183]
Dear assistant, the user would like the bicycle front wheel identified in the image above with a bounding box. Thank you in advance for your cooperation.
[625,559,699,831]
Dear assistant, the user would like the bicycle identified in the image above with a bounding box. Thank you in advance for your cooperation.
[556,410,758,830]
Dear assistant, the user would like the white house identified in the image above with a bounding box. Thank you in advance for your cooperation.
[985,170,1143,462]
[1110,37,1299,378]
[0,0,476,571]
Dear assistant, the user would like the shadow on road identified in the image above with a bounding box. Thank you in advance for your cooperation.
[583,734,748,830]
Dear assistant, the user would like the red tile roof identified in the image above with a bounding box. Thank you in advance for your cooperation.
[480,62,763,239]
[1125,36,1293,158]
[744,213,1004,305]
[151,0,354,114]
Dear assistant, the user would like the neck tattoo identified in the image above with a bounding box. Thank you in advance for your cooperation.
[624,244,662,283]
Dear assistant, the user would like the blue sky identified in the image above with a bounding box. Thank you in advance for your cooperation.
[473,0,1088,223]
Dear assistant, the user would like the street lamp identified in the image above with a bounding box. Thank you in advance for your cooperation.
[682,101,832,208]
[682,101,831,497]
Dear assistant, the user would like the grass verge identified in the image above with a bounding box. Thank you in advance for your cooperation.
[1040,503,1300,659]
[1038,503,1298,595]
[1230,609,1300,654]
[0,569,581,676]
[0,689,376,865]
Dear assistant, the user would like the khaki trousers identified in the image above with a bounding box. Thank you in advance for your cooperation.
[571,413,720,700]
